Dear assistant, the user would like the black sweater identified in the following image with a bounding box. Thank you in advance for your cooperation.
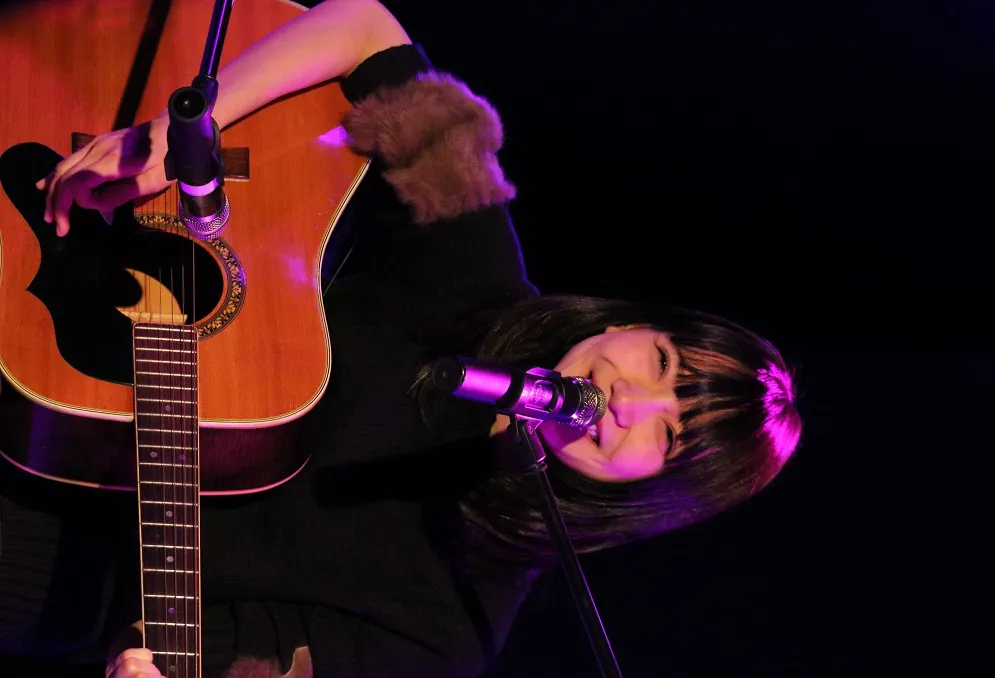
[197,45,540,678]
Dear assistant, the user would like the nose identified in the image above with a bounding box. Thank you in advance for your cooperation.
[608,379,675,428]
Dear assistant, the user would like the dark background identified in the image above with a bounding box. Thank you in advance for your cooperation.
[382,1,987,675]
[3,0,990,675]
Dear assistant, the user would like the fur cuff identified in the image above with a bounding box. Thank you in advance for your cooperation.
[342,72,517,223]
[224,656,281,678]
[224,647,313,678]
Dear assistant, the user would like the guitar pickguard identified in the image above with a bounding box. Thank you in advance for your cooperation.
[0,142,225,386]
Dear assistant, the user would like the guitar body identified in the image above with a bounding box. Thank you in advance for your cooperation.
[0,0,368,492]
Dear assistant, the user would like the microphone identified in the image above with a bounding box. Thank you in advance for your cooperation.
[430,356,608,429]
[164,79,229,240]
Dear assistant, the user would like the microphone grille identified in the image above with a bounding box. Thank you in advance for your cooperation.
[568,377,608,428]
[180,193,230,241]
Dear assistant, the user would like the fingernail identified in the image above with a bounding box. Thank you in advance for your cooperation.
[35,178,45,190]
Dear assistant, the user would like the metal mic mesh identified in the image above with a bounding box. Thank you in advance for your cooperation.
[566,377,608,428]
[180,193,230,241]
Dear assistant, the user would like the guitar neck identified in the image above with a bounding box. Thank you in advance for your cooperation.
[133,323,202,678]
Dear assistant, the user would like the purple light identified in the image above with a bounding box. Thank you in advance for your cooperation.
[279,254,310,285]
[317,125,349,147]
[757,362,802,462]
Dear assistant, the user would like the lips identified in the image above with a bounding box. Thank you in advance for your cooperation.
[585,371,601,445]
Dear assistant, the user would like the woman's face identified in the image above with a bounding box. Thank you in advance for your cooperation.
[496,326,683,482]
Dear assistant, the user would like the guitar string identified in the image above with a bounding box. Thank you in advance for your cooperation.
[180,188,197,678]
[162,270,176,677]
[176,207,190,678]
[181,254,190,678]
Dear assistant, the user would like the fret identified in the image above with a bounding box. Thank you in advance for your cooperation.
[136,358,197,365]
[141,521,197,528]
[141,573,198,600]
[141,499,197,506]
[135,346,197,353]
[135,370,196,377]
[139,479,197,486]
[138,397,193,404]
[135,412,198,419]
[143,607,197,630]
[138,484,198,504]
[143,628,198,655]
[146,622,197,627]
[144,544,197,550]
[135,384,197,391]
[138,445,197,450]
[134,325,191,334]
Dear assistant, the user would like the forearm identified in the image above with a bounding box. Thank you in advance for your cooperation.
[209,0,411,129]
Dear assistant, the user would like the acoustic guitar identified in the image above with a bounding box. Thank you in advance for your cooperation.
[0,1,367,675]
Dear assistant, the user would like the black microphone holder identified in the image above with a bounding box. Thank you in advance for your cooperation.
[508,414,623,678]
[162,0,232,237]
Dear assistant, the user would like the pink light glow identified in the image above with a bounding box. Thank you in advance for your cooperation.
[757,362,802,463]
[317,126,350,147]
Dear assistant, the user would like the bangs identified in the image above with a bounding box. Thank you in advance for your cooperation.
[668,344,760,464]
[664,334,800,490]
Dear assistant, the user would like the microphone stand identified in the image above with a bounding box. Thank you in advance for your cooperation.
[508,414,623,678]
[162,0,233,221]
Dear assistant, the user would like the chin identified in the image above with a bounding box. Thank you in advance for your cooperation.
[538,423,604,472]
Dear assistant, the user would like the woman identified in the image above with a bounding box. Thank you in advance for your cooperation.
[18,0,802,676]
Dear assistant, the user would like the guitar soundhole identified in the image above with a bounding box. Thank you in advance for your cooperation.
[0,142,235,386]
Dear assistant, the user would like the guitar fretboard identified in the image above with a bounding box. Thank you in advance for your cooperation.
[133,323,201,678]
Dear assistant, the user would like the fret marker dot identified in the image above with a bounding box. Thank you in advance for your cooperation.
[150,451,158,458]
[164,404,172,413]
[169,666,176,673]
[167,607,175,615]
[166,510,173,518]
[166,556,174,563]
[178,454,186,462]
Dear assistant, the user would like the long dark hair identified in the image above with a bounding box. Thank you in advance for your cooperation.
[414,295,802,577]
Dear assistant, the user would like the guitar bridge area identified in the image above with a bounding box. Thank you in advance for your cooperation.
[70,132,249,181]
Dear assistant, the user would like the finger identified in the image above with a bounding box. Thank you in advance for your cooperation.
[44,143,112,225]
[51,170,111,237]
[39,141,95,191]
[106,648,155,677]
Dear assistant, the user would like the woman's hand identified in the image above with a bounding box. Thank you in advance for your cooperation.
[105,648,163,678]
[37,112,172,237]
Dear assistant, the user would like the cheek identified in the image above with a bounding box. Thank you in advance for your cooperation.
[607,442,665,481]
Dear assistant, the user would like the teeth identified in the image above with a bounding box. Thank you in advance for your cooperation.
[587,424,600,445]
